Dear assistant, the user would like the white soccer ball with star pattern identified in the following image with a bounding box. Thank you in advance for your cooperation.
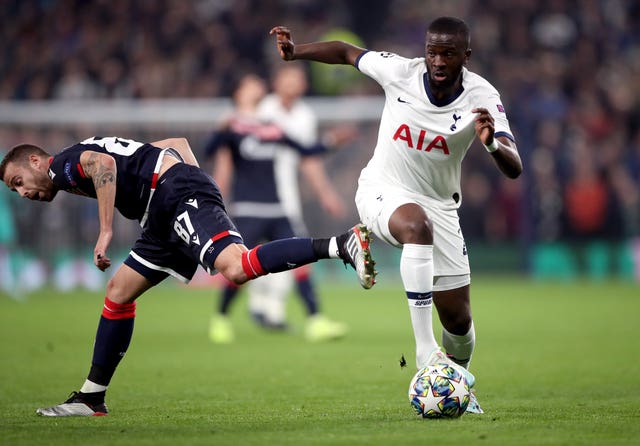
[408,363,470,418]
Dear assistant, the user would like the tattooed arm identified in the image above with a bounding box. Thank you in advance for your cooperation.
[80,150,117,271]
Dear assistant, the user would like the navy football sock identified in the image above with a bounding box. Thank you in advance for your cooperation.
[296,276,319,315]
[219,284,240,314]
[242,238,319,279]
[312,238,332,259]
[87,298,135,386]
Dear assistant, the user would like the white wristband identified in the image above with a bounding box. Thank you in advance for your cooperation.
[484,139,499,153]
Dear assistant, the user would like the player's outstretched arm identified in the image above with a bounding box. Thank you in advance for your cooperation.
[211,147,234,200]
[79,150,117,271]
[152,137,200,167]
[472,107,523,179]
[490,136,522,179]
[300,156,347,218]
[270,26,365,66]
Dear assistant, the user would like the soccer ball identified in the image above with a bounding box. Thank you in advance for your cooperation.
[408,363,470,418]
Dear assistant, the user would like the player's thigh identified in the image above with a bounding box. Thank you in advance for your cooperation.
[125,230,199,284]
[427,207,470,278]
[106,263,155,304]
[355,183,414,247]
[429,208,472,332]
[171,195,244,274]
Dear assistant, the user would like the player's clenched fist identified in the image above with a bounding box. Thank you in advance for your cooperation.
[270,26,295,60]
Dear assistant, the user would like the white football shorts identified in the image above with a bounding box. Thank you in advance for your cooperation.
[355,180,470,291]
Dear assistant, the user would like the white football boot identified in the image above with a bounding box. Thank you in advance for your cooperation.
[36,391,108,417]
[338,224,377,289]
[426,348,476,388]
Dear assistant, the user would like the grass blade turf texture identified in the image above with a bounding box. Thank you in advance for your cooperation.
[1,277,639,445]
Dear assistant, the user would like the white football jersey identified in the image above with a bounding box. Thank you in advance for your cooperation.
[256,94,319,223]
[357,50,515,210]
[257,94,318,147]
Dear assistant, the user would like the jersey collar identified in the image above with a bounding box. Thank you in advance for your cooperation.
[422,68,465,107]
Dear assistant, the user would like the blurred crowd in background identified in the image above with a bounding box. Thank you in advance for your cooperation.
[1,0,639,294]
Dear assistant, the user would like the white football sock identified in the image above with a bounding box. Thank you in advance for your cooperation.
[401,244,438,368]
[80,379,107,393]
[442,322,475,369]
[328,237,339,259]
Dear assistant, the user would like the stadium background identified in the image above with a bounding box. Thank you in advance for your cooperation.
[0,0,639,294]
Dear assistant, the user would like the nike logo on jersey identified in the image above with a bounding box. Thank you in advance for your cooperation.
[48,169,56,180]
[186,198,198,208]
[397,97,411,104]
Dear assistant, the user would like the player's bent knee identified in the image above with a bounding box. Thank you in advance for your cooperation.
[447,316,473,335]
[217,264,249,286]
[105,264,153,304]
[214,256,249,285]
[398,219,433,244]
[105,277,136,304]
[214,243,252,285]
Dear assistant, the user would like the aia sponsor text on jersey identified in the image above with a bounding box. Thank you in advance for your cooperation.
[392,124,450,155]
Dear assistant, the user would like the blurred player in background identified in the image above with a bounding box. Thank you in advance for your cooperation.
[247,63,356,331]
[270,16,523,413]
[0,136,375,416]
[206,73,348,343]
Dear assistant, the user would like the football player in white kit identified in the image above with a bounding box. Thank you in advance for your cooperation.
[270,17,523,413]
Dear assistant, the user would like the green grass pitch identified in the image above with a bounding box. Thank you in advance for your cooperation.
[1,277,639,445]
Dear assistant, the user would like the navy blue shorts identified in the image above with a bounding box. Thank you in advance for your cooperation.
[233,216,296,248]
[124,163,243,284]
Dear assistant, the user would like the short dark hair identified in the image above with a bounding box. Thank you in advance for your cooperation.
[271,61,306,81]
[230,72,264,98]
[0,143,50,180]
[427,17,470,49]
